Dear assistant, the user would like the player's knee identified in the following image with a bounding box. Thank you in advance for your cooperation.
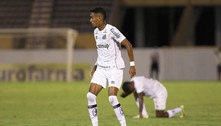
[87,92,96,103]
[156,113,163,117]
[109,95,118,106]
[156,110,167,118]
[156,113,162,117]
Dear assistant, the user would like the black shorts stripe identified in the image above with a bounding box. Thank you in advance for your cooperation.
[113,103,121,109]
[88,104,97,109]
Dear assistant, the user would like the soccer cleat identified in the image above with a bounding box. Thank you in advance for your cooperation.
[133,114,149,119]
[180,105,185,118]
[143,115,149,118]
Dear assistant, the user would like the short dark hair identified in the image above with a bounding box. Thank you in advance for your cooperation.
[90,7,107,20]
[122,81,133,94]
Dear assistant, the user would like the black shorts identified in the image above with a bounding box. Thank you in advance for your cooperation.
[218,65,221,73]
[151,62,158,71]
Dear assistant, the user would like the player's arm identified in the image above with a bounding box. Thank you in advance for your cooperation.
[90,61,97,77]
[137,92,144,118]
[133,91,138,100]
[121,39,136,78]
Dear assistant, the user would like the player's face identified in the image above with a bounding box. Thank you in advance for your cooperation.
[90,13,100,27]
[130,82,135,91]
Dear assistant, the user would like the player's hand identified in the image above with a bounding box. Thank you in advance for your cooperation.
[133,115,145,119]
[90,67,96,77]
[129,66,136,78]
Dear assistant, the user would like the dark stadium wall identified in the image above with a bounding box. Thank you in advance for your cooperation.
[121,7,215,47]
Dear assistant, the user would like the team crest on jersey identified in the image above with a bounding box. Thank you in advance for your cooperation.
[102,34,106,39]
[111,81,115,84]
[110,28,120,38]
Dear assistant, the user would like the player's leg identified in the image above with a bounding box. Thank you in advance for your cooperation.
[108,87,126,126]
[155,63,159,80]
[163,86,185,118]
[87,83,103,126]
[156,110,169,117]
[155,102,184,118]
[155,107,182,118]
[89,83,103,96]
[108,68,126,126]
[166,106,183,118]
[150,63,154,78]
[154,87,169,118]
[218,65,221,80]
[154,89,184,118]
[219,72,221,80]
[87,68,107,126]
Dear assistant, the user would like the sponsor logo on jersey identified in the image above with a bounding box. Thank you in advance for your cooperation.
[110,28,120,38]
[102,34,106,40]
[97,44,110,49]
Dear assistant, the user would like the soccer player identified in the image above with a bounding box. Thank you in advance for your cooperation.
[121,76,185,119]
[215,46,221,80]
[87,7,136,126]
[150,50,159,80]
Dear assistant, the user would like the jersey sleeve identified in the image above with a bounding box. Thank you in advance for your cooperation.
[110,26,126,43]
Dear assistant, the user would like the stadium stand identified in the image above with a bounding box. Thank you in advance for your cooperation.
[1,0,219,49]
[0,0,117,49]
[51,0,115,33]
[0,0,34,28]
[0,0,115,32]
[29,0,54,28]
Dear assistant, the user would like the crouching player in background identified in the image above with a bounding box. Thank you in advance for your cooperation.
[121,76,185,119]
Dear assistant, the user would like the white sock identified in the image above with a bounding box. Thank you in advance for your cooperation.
[136,98,148,116]
[87,92,98,126]
[109,95,127,126]
[167,107,181,118]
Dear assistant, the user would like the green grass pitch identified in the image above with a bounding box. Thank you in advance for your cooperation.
[0,81,221,126]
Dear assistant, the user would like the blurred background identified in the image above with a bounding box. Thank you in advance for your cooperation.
[0,0,221,82]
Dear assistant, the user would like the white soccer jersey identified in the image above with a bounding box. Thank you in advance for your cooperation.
[94,24,126,69]
[131,76,166,98]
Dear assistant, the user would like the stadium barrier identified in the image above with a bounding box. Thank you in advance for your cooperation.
[0,28,78,82]
[0,47,217,81]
